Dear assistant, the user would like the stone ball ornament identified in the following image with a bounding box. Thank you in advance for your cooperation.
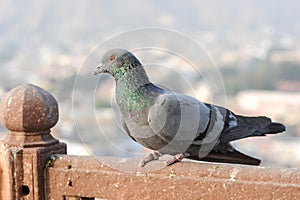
[0,83,59,132]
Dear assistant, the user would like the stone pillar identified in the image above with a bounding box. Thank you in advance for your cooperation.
[0,83,66,200]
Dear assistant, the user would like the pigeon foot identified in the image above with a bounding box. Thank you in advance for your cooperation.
[139,151,162,167]
[166,153,190,165]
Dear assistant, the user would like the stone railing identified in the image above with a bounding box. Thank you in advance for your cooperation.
[0,84,299,200]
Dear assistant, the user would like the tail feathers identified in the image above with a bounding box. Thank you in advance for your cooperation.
[255,122,286,135]
[220,115,286,143]
[188,149,261,166]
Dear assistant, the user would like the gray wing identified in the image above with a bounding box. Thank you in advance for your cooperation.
[147,92,211,154]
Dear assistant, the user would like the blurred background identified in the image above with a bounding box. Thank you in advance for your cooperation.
[0,0,299,168]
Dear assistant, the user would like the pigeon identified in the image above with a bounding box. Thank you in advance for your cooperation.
[93,49,286,167]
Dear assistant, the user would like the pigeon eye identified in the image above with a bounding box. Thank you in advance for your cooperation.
[109,55,115,61]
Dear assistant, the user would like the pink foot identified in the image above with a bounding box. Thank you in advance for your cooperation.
[139,151,162,167]
[166,153,190,165]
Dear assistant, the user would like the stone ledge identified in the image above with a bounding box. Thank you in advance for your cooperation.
[46,155,300,200]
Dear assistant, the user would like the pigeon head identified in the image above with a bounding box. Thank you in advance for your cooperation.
[93,49,141,77]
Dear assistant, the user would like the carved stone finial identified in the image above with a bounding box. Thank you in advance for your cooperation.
[0,83,58,132]
[0,83,60,147]
[0,83,66,199]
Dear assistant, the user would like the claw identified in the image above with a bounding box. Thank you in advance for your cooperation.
[139,151,162,167]
[166,153,190,165]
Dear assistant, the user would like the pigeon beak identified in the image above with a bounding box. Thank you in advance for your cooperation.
[93,63,105,75]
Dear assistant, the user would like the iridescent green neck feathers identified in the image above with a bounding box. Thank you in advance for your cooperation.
[115,63,150,112]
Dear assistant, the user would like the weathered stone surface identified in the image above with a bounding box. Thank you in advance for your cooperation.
[0,83,66,200]
[0,83,58,132]
[47,155,300,200]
